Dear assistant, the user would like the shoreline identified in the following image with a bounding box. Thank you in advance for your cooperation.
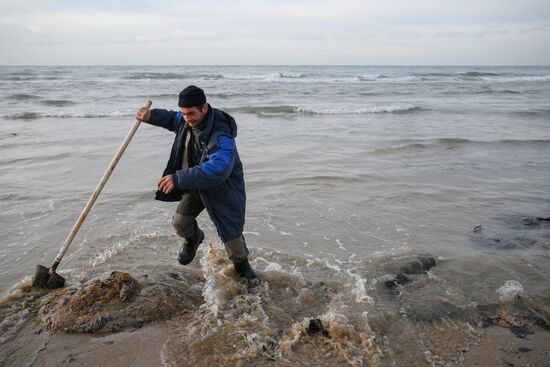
[3,314,548,367]
[460,325,549,367]
[4,316,172,367]
[1,254,549,367]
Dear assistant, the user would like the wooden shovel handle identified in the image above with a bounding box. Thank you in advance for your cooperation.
[51,100,152,272]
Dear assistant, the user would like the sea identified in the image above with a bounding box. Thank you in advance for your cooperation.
[0,65,549,366]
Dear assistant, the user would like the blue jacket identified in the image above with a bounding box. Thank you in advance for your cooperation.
[148,105,246,243]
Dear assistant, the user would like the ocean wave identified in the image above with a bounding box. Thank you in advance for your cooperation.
[125,72,225,80]
[378,75,423,83]
[461,71,503,77]
[416,72,456,77]
[222,72,306,81]
[297,105,423,114]
[370,143,428,155]
[2,105,423,120]
[124,72,189,80]
[511,108,550,118]
[429,137,550,148]
[369,139,471,155]
[0,75,64,81]
[41,99,78,107]
[225,105,298,116]
[357,74,382,81]
[130,93,176,100]
[221,72,422,83]
[473,89,521,95]
[371,138,550,155]
[340,74,425,83]
[227,104,423,116]
[487,75,550,83]
[408,71,550,83]
[282,175,363,186]
[4,112,40,120]
[452,73,550,83]
[6,94,41,101]
[279,72,306,78]
[3,110,134,120]
[0,75,34,81]
[133,91,269,100]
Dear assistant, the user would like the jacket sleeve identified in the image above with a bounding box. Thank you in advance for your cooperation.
[147,109,182,133]
[171,135,235,190]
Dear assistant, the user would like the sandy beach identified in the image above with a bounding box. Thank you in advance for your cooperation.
[1,254,549,367]
[3,304,549,367]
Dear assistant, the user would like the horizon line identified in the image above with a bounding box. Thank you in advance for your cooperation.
[1,64,550,67]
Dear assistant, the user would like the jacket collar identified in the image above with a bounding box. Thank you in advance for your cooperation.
[186,104,214,143]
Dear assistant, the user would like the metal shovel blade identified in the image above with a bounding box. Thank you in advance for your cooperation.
[32,264,66,289]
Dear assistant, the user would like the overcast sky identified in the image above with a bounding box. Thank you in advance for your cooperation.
[1,0,549,65]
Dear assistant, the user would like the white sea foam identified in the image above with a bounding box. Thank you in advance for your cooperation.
[485,75,550,83]
[279,231,295,237]
[324,261,341,272]
[265,262,283,272]
[295,104,421,114]
[255,256,284,272]
[347,270,374,304]
[335,239,347,250]
[497,280,524,301]
[88,239,129,267]
[198,245,223,320]
[88,231,165,267]
[3,109,135,120]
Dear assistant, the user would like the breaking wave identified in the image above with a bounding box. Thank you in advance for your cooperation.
[3,110,134,120]
[3,112,41,120]
[6,94,41,101]
[461,71,503,77]
[510,108,550,118]
[370,138,550,155]
[226,105,423,116]
[124,72,189,80]
[482,75,550,83]
[41,99,78,107]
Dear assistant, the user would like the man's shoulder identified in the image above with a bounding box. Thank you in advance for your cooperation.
[211,108,237,138]
[212,107,234,122]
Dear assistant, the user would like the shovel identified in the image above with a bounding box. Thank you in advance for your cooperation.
[32,100,152,289]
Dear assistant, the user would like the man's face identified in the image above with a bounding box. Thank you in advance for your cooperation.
[180,103,208,128]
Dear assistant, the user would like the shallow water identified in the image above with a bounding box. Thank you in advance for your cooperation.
[0,65,549,366]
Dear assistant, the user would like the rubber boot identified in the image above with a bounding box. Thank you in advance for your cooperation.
[178,228,205,265]
[233,258,257,280]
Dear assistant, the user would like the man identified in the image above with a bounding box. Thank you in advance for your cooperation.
[136,85,256,280]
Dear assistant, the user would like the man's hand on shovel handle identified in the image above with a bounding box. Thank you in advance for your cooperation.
[136,107,151,122]
[157,175,174,194]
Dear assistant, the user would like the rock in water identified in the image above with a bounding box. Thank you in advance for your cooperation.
[399,257,436,275]
[385,273,411,290]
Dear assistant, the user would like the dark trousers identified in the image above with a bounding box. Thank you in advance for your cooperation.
[171,190,249,262]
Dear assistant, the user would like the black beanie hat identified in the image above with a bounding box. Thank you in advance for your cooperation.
[178,85,206,108]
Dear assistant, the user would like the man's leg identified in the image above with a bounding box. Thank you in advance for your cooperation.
[172,190,205,265]
[225,234,257,279]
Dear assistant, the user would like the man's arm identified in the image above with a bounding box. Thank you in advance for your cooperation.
[136,107,182,133]
[157,134,236,193]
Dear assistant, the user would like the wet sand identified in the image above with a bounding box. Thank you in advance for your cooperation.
[5,317,171,367]
[460,326,549,367]
[3,316,548,367]
[2,245,549,366]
